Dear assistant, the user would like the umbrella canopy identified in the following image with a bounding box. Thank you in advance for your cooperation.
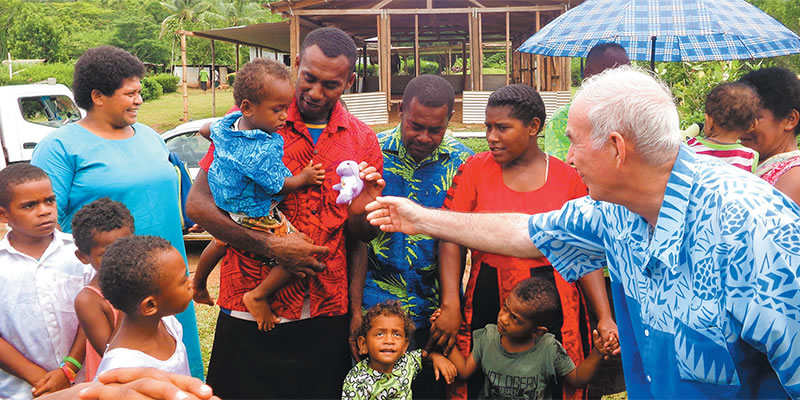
[517,0,800,62]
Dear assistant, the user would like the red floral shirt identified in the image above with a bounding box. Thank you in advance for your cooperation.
[200,100,382,318]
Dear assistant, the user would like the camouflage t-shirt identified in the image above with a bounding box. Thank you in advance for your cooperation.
[341,349,423,400]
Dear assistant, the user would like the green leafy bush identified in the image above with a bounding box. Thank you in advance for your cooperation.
[227,72,236,86]
[2,62,75,87]
[401,59,439,75]
[355,64,378,76]
[140,77,163,101]
[150,73,179,93]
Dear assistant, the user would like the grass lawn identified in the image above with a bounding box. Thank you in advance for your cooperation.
[138,88,236,133]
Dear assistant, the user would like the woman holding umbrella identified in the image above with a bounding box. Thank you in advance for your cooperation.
[739,67,800,205]
[30,46,205,379]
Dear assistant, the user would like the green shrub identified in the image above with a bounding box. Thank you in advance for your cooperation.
[4,62,75,87]
[355,64,378,76]
[150,73,179,93]
[401,59,439,75]
[227,72,235,86]
[140,77,163,101]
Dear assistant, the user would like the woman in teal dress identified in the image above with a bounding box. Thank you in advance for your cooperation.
[31,46,204,379]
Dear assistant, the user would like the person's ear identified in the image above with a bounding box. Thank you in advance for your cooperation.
[357,336,368,355]
[0,206,8,224]
[608,131,627,169]
[239,99,254,118]
[529,117,542,137]
[139,296,159,317]
[344,72,356,91]
[533,326,549,338]
[704,114,715,134]
[398,101,404,115]
[75,249,91,265]
[90,89,106,108]
[783,109,799,133]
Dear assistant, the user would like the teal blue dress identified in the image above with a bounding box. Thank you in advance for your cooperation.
[31,122,205,380]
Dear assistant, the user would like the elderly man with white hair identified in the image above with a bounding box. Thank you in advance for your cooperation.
[365,66,800,398]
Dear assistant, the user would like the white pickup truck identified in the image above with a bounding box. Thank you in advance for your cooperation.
[0,82,83,168]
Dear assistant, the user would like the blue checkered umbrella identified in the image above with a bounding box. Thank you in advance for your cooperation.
[517,0,800,62]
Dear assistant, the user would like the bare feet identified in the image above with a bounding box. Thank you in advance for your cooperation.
[193,286,215,306]
[243,290,280,331]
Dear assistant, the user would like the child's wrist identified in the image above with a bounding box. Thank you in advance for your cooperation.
[59,364,77,384]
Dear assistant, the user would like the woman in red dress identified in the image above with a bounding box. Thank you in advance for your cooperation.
[440,84,615,399]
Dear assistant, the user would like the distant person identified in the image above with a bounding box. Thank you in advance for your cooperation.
[366,66,800,398]
[31,45,205,379]
[187,27,384,399]
[363,74,472,398]
[192,58,325,331]
[95,235,193,376]
[72,198,134,381]
[441,84,615,400]
[543,42,630,161]
[199,68,209,92]
[687,82,760,172]
[342,300,456,400]
[0,164,93,399]
[739,67,800,205]
[438,277,616,399]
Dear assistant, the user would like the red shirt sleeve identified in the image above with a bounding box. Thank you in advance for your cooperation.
[199,142,215,172]
[443,154,478,212]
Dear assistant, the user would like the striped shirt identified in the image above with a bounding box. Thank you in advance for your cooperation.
[686,136,758,173]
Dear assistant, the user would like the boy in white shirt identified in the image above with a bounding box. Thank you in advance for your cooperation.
[95,235,193,376]
[0,164,93,399]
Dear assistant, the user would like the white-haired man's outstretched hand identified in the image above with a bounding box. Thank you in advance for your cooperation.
[365,196,424,235]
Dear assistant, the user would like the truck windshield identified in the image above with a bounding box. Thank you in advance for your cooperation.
[19,95,82,128]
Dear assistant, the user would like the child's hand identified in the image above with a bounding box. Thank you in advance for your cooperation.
[192,281,215,306]
[429,308,442,323]
[31,368,70,397]
[300,160,325,186]
[429,353,457,384]
[592,329,619,359]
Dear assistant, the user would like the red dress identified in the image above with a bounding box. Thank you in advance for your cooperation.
[443,152,591,400]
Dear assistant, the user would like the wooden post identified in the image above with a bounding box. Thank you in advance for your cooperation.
[290,15,300,81]
[505,12,510,85]
[378,12,392,110]
[181,33,188,122]
[461,40,467,91]
[235,44,240,71]
[414,14,420,77]
[478,12,483,91]
[535,11,542,91]
[362,42,368,92]
[211,40,216,117]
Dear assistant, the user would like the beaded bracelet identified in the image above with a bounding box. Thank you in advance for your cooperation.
[63,356,82,371]
[59,363,76,384]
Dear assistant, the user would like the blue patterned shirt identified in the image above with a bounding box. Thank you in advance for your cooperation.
[528,144,800,399]
[208,112,292,216]
[365,126,473,327]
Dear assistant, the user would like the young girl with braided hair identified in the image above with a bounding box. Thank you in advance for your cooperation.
[439,84,617,399]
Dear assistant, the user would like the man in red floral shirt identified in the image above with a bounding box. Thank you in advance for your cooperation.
[187,27,383,399]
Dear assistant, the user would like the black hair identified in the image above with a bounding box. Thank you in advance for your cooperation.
[487,84,547,131]
[512,276,562,334]
[0,164,50,208]
[300,27,357,73]
[71,197,135,254]
[402,74,455,115]
[586,42,627,65]
[73,45,145,110]
[704,82,760,133]
[99,235,172,314]
[233,57,292,107]
[359,300,415,339]
[739,67,800,136]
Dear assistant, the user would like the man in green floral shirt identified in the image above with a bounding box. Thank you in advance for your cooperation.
[363,75,472,398]
[543,43,629,161]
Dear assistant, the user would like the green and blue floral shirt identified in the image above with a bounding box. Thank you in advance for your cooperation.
[364,126,473,327]
[341,350,422,400]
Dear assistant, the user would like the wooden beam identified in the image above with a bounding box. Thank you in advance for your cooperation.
[211,39,216,117]
[414,14,419,77]
[468,0,486,8]
[505,11,510,86]
[478,12,483,91]
[290,15,300,81]
[535,11,542,91]
[371,0,393,9]
[181,33,188,122]
[269,0,330,13]
[235,44,240,71]
[461,40,467,92]
[427,0,432,9]
[287,6,564,16]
